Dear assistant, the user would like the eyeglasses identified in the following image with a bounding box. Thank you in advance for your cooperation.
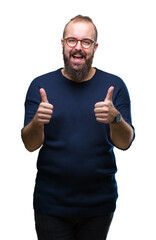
[64,37,96,49]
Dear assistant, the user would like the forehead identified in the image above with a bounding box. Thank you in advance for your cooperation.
[65,21,95,40]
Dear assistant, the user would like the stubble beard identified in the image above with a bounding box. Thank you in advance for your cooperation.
[62,48,94,82]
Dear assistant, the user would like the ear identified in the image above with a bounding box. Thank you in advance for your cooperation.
[94,42,98,53]
[61,39,64,48]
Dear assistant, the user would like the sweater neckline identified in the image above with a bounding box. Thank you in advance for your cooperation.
[57,68,98,86]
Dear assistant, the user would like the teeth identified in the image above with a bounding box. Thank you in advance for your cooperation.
[73,55,83,58]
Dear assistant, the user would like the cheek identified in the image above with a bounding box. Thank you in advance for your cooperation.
[63,46,71,57]
[86,49,94,58]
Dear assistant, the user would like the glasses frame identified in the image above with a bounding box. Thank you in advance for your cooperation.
[63,37,96,49]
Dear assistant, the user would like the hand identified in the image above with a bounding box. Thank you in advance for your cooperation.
[94,86,118,123]
[34,88,54,125]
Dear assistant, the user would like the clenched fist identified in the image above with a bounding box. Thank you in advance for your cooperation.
[34,88,54,125]
[94,86,118,124]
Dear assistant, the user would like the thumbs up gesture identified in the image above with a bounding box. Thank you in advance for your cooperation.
[34,88,54,125]
[94,86,118,123]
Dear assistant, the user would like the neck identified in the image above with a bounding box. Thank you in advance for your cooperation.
[61,67,96,82]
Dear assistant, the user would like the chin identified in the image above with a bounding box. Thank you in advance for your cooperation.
[72,63,84,70]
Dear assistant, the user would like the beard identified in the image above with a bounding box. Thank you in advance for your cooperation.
[62,48,94,82]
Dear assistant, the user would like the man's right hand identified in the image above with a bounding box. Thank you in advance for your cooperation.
[34,88,54,125]
[22,88,53,152]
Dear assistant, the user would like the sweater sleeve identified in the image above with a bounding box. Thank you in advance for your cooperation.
[24,79,41,127]
[113,79,135,145]
[113,80,133,126]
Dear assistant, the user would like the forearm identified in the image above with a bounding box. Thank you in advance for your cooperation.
[21,118,44,152]
[110,117,134,150]
[22,89,54,152]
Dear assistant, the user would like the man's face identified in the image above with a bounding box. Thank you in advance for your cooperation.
[62,21,98,81]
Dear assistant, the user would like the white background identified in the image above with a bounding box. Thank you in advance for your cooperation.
[0,0,156,239]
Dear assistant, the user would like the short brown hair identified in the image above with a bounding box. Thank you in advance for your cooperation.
[63,15,98,41]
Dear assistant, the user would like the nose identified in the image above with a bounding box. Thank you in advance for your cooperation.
[75,40,83,50]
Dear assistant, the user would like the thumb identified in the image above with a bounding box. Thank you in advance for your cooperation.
[104,86,114,101]
[40,88,49,103]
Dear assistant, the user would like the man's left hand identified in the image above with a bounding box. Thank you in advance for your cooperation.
[94,86,118,123]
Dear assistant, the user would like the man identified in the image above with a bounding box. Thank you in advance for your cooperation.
[22,15,135,240]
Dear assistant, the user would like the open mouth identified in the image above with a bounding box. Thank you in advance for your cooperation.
[73,54,84,59]
[70,50,86,64]
[71,54,85,63]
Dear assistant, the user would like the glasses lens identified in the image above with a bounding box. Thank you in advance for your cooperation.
[81,39,92,48]
[66,38,77,47]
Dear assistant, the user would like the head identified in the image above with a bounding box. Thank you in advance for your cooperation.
[61,15,98,81]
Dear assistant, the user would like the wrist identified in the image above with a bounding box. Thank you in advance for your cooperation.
[111,112,122,124]
[32,117,44,131]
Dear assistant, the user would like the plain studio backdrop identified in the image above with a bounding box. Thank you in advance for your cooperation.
[0,0,155,239]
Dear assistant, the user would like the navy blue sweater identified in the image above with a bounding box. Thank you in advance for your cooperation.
[24,68,134,217]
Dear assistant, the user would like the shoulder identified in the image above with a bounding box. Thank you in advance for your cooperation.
[95,68,131,101]
[27,69,61,92]
[25,69,60,100]
[31,68,61,86]
[95,68,128,92]
[96,68,124,84]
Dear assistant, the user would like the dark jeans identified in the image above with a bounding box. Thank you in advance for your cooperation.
[34,212,114,240]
